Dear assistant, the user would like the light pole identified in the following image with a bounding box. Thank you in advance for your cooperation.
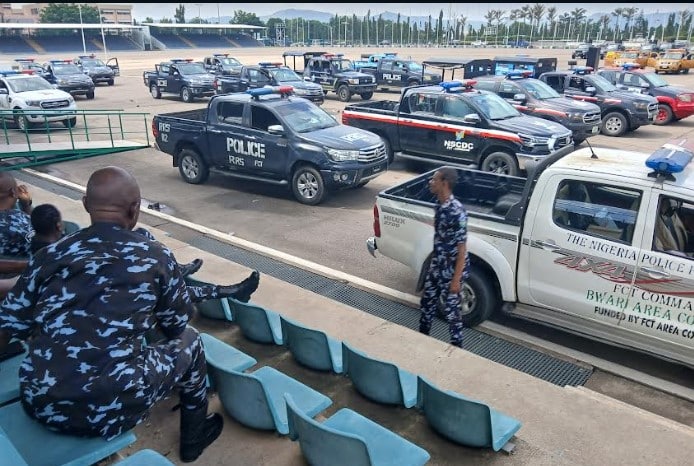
[195,3,202,24]
[342,20,348,45]
[78,3,86,54]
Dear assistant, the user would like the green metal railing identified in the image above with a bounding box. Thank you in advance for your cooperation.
[0,109,151,170]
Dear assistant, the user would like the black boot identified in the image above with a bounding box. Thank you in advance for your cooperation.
[217,270,260,303]
[180,258,203,277]
[180,402,224,463]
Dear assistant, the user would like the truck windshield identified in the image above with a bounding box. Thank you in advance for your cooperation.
[81,59,106,67]
[7,76,54,93]
[589,74,618,92]
[177,63,208,75]
[469,93,521,120]
[52,64,82,75]
[662,52,683,59]
[642,72,668,87]
[219,57,241,66]
[334,59,355,71]
[269,68,302,82]
[519,79,562,99]
[275,101,338,133]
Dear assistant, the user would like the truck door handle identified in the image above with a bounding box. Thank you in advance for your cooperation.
[208,129,225,134]
[535,240,561,251]
[639,267,670,279]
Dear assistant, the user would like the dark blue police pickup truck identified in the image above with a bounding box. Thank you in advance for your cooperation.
[152,86,388,205]
[342,80,574,176]
[143,58,215,103]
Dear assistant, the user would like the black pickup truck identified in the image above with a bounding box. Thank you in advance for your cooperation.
[358,57,442,91]
[341,80,574,176]
[202,53,243,76]
[473,70,602,144]
[152,87,388,205]
[213,62,324,104]
[538,66,659,137]
[301,53,377,102]
[143,59,216,103]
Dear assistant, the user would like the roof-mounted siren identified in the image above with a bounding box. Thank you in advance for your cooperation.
[213,53,229,57]
[258,62,283,67]
[505,70,533,80]
[439,80,477,93]
[646,139,694,181]
[247,85,294,100]
[0,70,22,77]
[621,62,641,71]
[14,58,35,63]
[78,54,96,59]
[572,66,594,75]
[171,58,194,63]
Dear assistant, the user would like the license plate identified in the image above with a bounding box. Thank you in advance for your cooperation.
[591,125,600,134]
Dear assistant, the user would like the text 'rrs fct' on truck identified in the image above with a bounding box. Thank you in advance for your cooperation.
[152,86,388,205]
[367,140,694,368]
[342,80,575,177]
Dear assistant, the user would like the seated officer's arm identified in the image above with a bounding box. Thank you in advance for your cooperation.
[0,271,37,347]
[153,250,195,340]
[0,258,28,276]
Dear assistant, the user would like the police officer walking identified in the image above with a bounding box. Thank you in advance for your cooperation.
[0,166,223,463]
[418,167,470,348]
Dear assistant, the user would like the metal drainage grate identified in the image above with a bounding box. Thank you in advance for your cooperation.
[18,170,593,387]
[193,235,593,387]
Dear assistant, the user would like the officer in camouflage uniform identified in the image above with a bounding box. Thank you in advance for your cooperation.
[0,172,34,259]
[0,166,223,463]
[419,167,470,348]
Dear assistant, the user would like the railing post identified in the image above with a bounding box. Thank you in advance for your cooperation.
[107,114,114,147]
[83,111,90,141]
[118,113,124,140]
[144,115,150,146]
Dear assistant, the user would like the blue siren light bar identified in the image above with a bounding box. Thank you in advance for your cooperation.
[645,139,694,177]
[247,85,294,98]
[621,63,641,70]
[439,80,476,92]
[0,70,22,76]
[572,66,594,75]
[505,70,533,79]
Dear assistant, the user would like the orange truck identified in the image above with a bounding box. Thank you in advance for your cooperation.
[654,49,694,74]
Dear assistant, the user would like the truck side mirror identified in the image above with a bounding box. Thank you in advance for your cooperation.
[513,93,526,102]
[268,124,285,136]
[463,113,482,124]
[585,86,596,95]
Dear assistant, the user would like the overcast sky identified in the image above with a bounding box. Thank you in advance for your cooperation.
[89,3,689,21]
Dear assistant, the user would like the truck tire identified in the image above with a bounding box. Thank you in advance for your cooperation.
[360,92,373,100]
[481,152,518,176]
[381,136,394,164]
[337,85,352,102]
[181,87,194,103]
[108,79,114,86]
[14,111,30,131]
[63,117,77,128]
[178,148,209,184]
[291,165,326,205]
[437,267,498,327]
[86,90,95,100]
[150,83,161,99]
[601,111,628,137]
[655,104,673,125]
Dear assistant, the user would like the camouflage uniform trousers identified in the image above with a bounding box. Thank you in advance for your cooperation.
[419,259,464,347]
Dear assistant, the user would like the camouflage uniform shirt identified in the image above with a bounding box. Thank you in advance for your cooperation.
[0,222,194,439]
[0,208,33,257]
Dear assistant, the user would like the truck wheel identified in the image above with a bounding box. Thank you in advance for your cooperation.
[178,148,209,184]
[86,90,95,99]
[381,136,394,164]
[181,87,194,103]
[436,267,498,327]
[360,92,373,100]
[291,165,326,205]
[150,83,161,99]
[108,79,114,86]
[601,111,628,137]
[14,111,31,131]
[655,104,674,125]
[63,117,77,128]
[337,85,352,102]
[481,152,518,176]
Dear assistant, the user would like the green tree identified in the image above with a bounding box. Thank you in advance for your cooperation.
[546,6,557,41]
[230,10,264,27]
[144,16,154,23]
[159,17,173,24]
[436,10,444,44]
[40,3,100,24]
[621,7,640,40]
[612,8,624,41]
[174,4,185,24]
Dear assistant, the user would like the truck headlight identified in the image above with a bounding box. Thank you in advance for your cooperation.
[327,148,360,161]
[518,133,549,147]
[565,112,582,121]
[293,88,309,95]
[67,96,75,103]
[677,93,693,102]
[633,101,649,110]
[348,78,359,85]
[25,100,41,107]
[58,79,69,85]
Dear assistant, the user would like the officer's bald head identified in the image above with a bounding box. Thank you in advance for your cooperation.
[0,172,18,209]
[83,166,141,229]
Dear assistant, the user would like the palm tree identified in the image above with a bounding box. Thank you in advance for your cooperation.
[546,6,557,41]
[598,14,611,41]
[612,8,624,41]
[621,7,639,40]
[570,8,587,41]
[509,8,521,45]
[676,9,690,41]
[457,15,467,43]
[559,12,571,41]
[529,3,545,46]
[493,9,506,46]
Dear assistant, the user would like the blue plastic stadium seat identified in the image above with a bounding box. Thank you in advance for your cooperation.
[185,276,233,321]
[200,332,257,373]
[416,376,522,452]
[0,401,137,466]
[207,362,331,435]
[280,316,343,373]
[229,299,283,345]
[342,342,418,408]
[286,394,430,466]
[0,344,27,407]
[0,432,28,466]
[113,449,175,465]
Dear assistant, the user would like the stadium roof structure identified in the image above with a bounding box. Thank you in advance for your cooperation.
[142,22,265,30]
[0,23,141,29]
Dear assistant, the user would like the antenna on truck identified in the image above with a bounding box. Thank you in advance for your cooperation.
[584,138,598,159]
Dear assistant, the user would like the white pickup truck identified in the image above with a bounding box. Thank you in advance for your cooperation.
[367,141,694,368]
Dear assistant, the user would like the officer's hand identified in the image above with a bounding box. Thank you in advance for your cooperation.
[16,185,32,204]
[449,280,461,295]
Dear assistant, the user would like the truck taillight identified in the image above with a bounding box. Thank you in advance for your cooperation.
[341,113,347,124]
[151,120,159,138]
[373,204,381,237]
